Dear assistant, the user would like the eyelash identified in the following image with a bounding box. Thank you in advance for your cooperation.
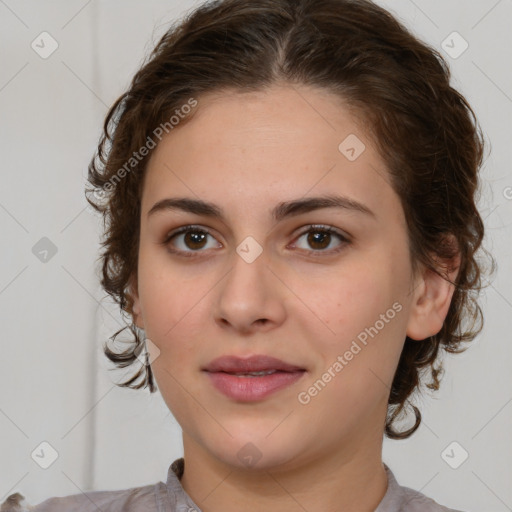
[161,224,351,258]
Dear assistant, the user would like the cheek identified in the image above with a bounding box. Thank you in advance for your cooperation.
[295,260,388,343]
[136,246,213,339]
[292,254,407,381]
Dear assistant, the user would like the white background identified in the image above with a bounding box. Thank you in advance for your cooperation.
[0,1,511,510]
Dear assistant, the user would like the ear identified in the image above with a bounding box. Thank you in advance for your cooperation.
[128,274,145,330]
[406,237,460,341]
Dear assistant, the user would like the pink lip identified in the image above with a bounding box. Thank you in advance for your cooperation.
[203,355,306,402]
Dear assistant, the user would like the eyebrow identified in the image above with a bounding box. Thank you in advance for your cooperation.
[147,194,376,222]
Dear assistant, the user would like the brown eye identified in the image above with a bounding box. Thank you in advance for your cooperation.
[293,225,349,254]
[307,230,332,250]
[183,230,208,250]
[163,226,221,256]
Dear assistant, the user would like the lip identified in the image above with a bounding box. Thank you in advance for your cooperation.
[202,355,306,402]
[203,354,305,373]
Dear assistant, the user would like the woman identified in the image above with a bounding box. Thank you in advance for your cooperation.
[2,0,491,510]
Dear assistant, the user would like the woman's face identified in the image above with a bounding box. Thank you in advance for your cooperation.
[131,83,426,471]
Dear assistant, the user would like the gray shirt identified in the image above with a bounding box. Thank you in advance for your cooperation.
[1,458,464,511]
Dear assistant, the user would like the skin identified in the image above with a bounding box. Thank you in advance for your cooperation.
[130,82,458,512]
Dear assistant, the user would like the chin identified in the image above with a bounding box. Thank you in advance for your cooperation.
[205,431,307,473]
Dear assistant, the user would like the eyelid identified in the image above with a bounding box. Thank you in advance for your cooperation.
[163,224,217,241]
[292,224,350,241]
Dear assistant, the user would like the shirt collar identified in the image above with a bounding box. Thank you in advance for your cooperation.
[165,458,404,512]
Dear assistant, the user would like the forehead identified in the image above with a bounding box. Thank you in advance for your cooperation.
[141,84,400,226]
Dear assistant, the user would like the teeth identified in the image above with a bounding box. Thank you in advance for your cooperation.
[231,370,278,377]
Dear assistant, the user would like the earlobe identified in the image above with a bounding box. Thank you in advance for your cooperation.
[128,275,145,329]
[406,249,460,341]
[133,300,144,329]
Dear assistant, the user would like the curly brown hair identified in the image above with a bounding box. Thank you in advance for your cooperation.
[85,0,494,439]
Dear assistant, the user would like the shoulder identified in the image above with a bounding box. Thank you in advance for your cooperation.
[0,482,165,512]
[380,464,467,512]
[398,484,466,512]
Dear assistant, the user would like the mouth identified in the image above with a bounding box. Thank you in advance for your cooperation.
[202,354,307,402]
[202,354,306,373]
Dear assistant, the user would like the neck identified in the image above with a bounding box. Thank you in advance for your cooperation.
[179,432,388,512]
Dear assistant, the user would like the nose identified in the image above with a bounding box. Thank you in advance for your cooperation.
[213,246,287,334]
